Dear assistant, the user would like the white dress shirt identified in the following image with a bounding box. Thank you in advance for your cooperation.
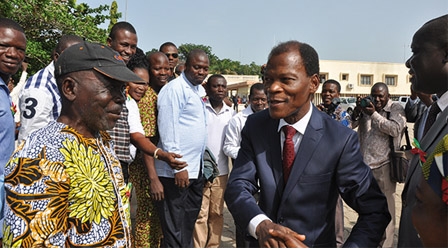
[248,105,313,239]
[156,73,208,179]
[419,91,448,140]
[223,105,254,159]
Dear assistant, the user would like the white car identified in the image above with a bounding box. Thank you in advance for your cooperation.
[339,97,357,115]
[396,96,409,108]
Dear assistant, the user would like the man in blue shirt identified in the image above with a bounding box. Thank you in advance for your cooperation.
[0,17,27,239]
[155,49,209,248]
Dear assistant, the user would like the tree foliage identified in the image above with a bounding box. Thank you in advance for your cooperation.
[107,1,119,33]
[177,43,261,76]
[0,0,121,75]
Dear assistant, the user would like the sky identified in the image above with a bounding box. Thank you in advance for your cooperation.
[83,0,447,65]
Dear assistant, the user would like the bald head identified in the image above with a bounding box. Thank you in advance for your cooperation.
[148,52,169,68]
[54,35,83,61]
[186,49,208,67]
[372,82,389,94]
[147,52,170,92]
[419,14,448,49]
[184,49,209,86]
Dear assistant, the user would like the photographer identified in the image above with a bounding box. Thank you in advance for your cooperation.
[351,82,406,247]
[317,79,351,128]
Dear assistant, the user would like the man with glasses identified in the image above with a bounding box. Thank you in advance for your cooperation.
[159,42,179,80]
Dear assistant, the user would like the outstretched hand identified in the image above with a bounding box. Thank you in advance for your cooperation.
[256,220,307,248]
[269,229,308,248]
[159,151,188,170]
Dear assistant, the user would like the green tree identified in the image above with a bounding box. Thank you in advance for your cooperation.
[108,1,119,33]
[145,48,159,56]
[0,0,121,75]
[177,43,261,76]
[178,43,219,66]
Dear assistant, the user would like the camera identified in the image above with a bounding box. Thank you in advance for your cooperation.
[360,95,375,107]
[322,97,341,115]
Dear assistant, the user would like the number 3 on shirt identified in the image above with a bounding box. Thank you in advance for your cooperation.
[23,97,37,119]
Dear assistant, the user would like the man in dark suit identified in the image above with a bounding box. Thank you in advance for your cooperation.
[398,14,448,247]
[224,40,390,247]
[404,86,434,140]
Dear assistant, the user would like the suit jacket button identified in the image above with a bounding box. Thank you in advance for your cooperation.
[278,217,284,224]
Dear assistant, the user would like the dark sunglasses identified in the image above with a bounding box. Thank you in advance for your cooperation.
[165,53,179,58]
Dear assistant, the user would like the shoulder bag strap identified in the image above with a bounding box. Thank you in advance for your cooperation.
[403,126,411,150]
[386,112,395,152]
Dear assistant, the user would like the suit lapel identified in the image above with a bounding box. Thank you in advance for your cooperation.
[281,107,324,202]
[267,118,284,191]
[404,107,448,186]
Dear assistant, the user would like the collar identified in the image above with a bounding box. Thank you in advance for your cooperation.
[181,72,206,98]
[277,103,313,135]
[241,105,254,117]
[0,76,6,87]
[47,61,55,76]
[205,98,232,114]
[181,72,197,90]
[381,99,393,112]
[436,91,448,112]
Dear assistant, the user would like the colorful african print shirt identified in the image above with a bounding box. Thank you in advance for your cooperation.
[138,87,158,138]
[3,121,131,248]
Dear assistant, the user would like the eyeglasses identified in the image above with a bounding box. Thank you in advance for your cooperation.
[165,53,179,58]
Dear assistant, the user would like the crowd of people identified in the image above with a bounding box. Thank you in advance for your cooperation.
[0,13,446,248]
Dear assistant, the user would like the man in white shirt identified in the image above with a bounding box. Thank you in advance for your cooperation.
[18,35,83,143]
[223,83,267,160]
[193,74,235,247]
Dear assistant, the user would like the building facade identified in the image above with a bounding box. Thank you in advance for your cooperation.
[222,60,411,105]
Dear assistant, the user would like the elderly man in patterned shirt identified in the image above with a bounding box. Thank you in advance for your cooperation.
[3,41,143,247]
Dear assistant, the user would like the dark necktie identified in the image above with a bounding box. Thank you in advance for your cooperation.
[423,102,441,137]
[282,125,297,183]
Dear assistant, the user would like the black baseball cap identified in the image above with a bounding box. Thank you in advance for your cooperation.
[55,41,144,83]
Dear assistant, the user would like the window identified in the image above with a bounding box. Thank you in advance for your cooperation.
[341,73,349,81]
[319,73,328,84]
[359,74,373,86]
[385,75,397,86]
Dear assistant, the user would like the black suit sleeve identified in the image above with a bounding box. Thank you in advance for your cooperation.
[224,115,264,231]
[336,132,391,247]
[405,99,425,123]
